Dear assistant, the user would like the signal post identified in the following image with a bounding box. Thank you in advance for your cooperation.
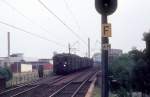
[95,0,117,97]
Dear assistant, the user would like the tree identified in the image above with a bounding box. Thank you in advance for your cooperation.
[129,32,150,95]
[109,54,135,97]
[109,32,150,96]
[143,32,150,62]
[131,59,148,96]
[143,32,150,94]
[0,67,12,81]
[128,49,143,62]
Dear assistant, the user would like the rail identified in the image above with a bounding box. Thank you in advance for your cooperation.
[49,71,97,97]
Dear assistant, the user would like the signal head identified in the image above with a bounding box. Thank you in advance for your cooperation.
[95,0,117,15]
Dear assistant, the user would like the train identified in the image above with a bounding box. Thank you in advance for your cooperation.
[53,53,93,75]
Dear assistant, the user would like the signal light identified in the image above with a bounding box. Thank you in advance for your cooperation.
[95,0,117,15]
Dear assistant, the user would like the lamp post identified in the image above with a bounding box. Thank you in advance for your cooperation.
[95,0,117,97]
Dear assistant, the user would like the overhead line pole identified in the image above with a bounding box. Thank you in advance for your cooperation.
[7,32,10,67]
[68,43,71,54]
[88,38,90,58]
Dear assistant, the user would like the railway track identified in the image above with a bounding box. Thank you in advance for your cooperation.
[12,70,88,97]
[0,69,98,97]
[48,70,97,97]
[0,75,63,97]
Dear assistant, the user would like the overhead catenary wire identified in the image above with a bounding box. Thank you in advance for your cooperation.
[37,0,87,46]
[1,0,56,37]
[63,0,88,37]
[63,0,90,39]
[0,20,64,47]
[1,0,32,24]
[0,0,86,54]
[63,0,80,31]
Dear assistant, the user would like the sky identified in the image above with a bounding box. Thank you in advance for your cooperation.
[0,0,149,58]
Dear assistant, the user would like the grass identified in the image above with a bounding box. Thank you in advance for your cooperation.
[93,86,101,97]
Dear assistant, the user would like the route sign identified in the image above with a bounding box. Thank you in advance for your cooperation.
[102,44,111,50]
[102,23,112,37]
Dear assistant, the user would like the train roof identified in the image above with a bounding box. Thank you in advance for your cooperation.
[53,53,80,58]
[53,53,93,60]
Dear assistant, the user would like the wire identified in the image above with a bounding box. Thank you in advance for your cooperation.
[37,0,87,45]
[63,0,80,30]
[63,0,90,39]
[0,20,64,47]
[1,0,56,37]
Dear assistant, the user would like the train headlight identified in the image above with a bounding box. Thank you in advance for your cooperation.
[64,61,67,67]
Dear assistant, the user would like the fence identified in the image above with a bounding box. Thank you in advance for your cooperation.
[6,70,52,87]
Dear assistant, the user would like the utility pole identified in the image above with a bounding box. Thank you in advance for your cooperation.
[95,0,117,97]
[7,32,10,67]
[88,38,90,58]
[68,43,71,54]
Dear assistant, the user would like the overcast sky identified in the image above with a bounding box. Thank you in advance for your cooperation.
[0,0,149,58]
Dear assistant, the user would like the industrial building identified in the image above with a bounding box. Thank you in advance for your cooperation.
[92,48,123,65]
[108,49,123,64]
[0,53,53,73]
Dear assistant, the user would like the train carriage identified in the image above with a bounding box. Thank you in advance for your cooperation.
[53,53,93,75]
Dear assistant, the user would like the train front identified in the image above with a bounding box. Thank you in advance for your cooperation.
[53,54,70,75]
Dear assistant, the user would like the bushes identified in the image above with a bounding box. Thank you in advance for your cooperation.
[109,54,135,97]
[109,32,150,96]
[0,67,12,81]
